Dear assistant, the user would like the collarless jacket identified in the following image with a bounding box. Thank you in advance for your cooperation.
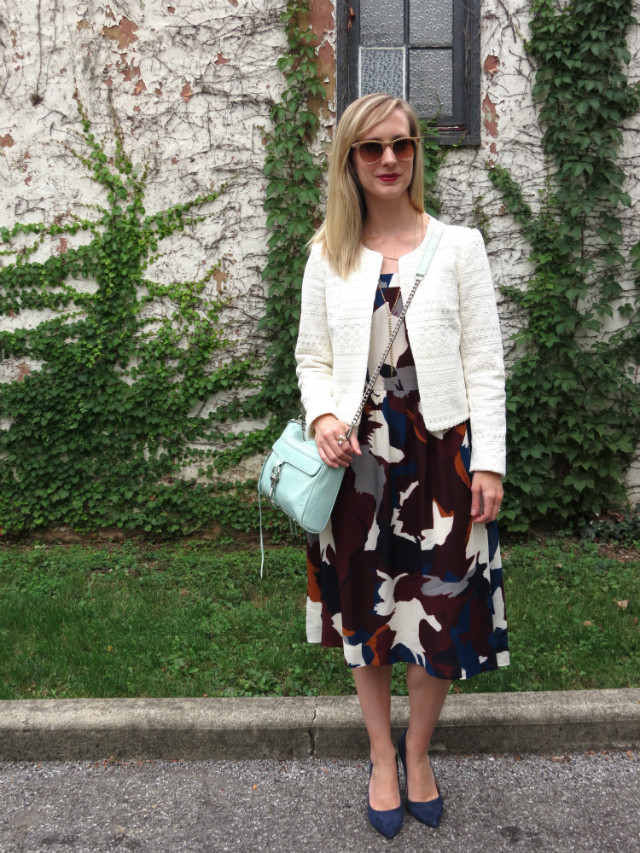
[295,217,507,476]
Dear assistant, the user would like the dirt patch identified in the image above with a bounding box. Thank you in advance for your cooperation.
[594,542,640,561]
[0,525,297,551]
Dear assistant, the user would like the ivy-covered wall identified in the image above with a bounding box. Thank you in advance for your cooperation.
[1,0,639,536]
[0,0,287,434]
[482,0,640,529]
[442,1,640,341]
[0,0,310,535]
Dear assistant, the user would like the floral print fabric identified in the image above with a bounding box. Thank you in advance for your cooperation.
[305,274,509,679]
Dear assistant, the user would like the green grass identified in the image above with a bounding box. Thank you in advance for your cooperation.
[454,539,639,694]
[0,538,638,699]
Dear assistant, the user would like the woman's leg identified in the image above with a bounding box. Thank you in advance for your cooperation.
[404,664,451,801]
[352,665,401,811]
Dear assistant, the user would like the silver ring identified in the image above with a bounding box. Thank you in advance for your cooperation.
[336,434,347,446]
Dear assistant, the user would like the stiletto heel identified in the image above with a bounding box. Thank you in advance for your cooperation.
[397,730,443,827]
[367,760,405,838]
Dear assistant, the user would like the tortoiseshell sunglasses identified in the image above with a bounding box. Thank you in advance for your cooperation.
[351,136,421,164]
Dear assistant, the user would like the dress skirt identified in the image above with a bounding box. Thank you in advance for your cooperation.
[305,274,510,680]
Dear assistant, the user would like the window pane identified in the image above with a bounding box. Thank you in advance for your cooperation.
[360,0,405,46]
[360,48,404,98]
[409,49,453,115]
[410,0,453,45]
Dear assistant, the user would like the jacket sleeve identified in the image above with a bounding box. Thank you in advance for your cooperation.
[295,244,340,438]
[456,228,507,476]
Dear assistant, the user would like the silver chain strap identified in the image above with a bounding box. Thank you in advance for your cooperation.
[345,269,425,439]
[345,222,445,440]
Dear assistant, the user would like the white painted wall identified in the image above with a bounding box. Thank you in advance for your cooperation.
[0,0,288,353]
[1,0,639,497]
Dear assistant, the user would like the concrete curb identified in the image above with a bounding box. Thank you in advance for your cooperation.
[1,689,639,762]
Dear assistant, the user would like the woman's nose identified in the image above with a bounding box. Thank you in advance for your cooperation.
[379,143,397,166]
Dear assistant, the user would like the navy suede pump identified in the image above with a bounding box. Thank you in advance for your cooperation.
[397,730,443,827]
[367,760,405,838]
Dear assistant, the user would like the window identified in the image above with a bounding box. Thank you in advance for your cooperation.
[336,0,481,145]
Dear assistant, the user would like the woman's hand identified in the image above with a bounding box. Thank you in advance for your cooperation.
[312,414,362,468]
[470,471,503,523]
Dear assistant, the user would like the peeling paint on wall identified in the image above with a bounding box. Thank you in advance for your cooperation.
[302,0,336,119]
[15,363,31,382]
[482,94,499,138]
[101,18,139,50]
[483,54,500,75]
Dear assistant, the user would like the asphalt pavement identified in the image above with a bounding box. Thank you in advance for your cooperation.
[2,751,639,853]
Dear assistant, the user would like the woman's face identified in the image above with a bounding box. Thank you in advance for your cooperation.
[351,108,414,207]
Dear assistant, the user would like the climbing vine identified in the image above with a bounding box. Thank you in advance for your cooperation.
[490,0,640,530]
[0,94,272,536]
[420,119,446,218]
[258,0,326,416]
[200,0,328,475]
[0,4,329,538]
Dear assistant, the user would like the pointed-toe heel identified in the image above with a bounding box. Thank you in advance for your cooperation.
[367,760,405,838]
[397,730,443,828]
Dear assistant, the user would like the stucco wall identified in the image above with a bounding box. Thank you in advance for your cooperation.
[1,0,639,496]
[0,0,289,365]
[0,0,294,477]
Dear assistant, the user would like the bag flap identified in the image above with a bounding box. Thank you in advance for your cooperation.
[271,422,325,477]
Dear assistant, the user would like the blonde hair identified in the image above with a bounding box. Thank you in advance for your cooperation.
[313,93,425,279]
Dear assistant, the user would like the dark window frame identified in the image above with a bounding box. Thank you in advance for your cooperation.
[336,0,481,146]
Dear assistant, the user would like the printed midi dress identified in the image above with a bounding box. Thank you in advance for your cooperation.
[306,273,510,680]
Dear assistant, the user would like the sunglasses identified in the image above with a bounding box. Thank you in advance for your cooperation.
[351,136,421,164]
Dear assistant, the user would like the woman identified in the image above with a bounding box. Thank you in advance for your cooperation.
[295,93,509,838]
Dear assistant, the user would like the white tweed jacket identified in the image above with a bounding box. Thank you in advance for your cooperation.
[295,217,507,476]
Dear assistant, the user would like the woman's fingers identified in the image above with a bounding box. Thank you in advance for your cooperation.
[321,431,354,467]
[313,415,356,468]
[470,471,503,523]
[317,437,351,468]
[320,447,351,468]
